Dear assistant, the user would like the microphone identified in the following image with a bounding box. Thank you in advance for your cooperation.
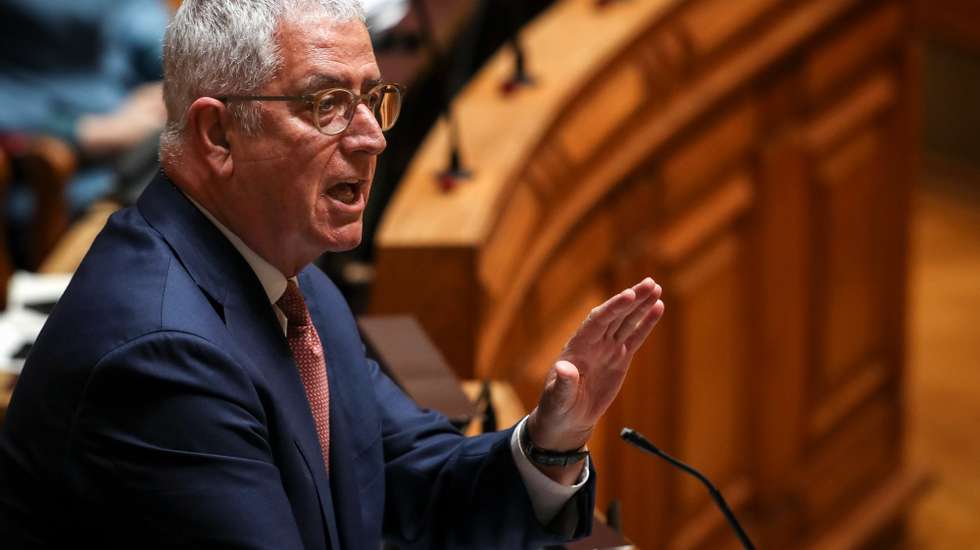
[500,1,534,94]
[620,428,756,550]
[409,0,472,189]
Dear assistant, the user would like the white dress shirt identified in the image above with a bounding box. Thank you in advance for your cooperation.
[190,199,588,525]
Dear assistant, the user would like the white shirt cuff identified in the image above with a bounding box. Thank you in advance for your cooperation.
[509,416,589,525]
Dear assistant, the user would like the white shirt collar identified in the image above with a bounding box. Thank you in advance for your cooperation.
[185,196,290,306]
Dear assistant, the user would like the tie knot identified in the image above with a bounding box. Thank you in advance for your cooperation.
[277,279,311,329]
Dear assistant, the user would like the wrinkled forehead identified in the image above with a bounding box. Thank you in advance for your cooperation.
[274,13,379,92]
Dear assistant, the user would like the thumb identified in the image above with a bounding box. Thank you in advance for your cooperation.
[550,361,580,408]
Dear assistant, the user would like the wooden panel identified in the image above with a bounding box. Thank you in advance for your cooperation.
[519,281,609,410]
[810,360,890,440]
[806,467,926,550]
[608,172,661,252]
[372,247,479,377]
[637,25,691,94]
[535,210,615,320]
[677,0,782,58]
[812,127,887,389]
[655,172,755,265]
[751,124,812,547]
[661,101,759,212]
[803,394,901,530]
[672,234,751,514]
[803,1,904,103]
[804,70,897,152]
[559,62,647,165]
[377,0,862,245]
[917,0,980,52]
[377,0,867,380]
[526,143,571,200]
[495,301,539,401]
[479,183,540,300]
[575,0,863,224]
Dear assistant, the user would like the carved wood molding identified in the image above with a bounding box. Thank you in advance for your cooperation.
[373,1,918,546]
[375,0,865,378]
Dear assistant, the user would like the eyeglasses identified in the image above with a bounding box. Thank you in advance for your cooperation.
[217,82,403,136]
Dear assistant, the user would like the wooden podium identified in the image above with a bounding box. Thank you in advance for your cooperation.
[372,0,921,547]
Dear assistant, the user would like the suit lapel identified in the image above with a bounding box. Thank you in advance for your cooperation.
[222,292,343,550]
[138,173,342,549]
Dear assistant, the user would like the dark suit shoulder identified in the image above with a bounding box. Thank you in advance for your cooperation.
[42,205,225,363]
[5,205,230,457]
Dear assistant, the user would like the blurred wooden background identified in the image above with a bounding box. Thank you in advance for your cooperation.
[900,169,980,549]
[372,0,922,547]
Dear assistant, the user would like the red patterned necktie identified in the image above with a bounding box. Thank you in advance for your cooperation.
[277,279,330,473]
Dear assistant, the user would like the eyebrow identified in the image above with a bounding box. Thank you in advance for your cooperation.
[299,74,383,94]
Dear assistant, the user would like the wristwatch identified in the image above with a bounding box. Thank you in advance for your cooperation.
[519,420,589,467]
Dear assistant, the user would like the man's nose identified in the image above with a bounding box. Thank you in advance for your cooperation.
[342,103,387,156]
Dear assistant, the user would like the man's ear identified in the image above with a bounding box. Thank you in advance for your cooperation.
[185,97,234,179]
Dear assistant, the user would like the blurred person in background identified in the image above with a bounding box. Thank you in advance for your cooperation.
[0,0,169,264]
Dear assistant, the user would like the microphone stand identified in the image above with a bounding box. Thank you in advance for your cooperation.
[500,0,534,94]
[477,379,497,433]
[620,428,756,550]
[410,0,472,188]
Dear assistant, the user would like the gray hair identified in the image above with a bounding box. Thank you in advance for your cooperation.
[160,0,365,161]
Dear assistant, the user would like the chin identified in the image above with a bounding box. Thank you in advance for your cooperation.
[321,227,363,253]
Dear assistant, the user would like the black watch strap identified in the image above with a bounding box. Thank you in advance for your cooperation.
[520,420,589,467]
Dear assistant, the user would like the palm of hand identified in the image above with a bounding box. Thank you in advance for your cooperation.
[530,278,664,451]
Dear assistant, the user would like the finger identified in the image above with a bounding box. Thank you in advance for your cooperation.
[605,280,661,342]
[623,299,666,352]
[584,277,656,329]
[631,277,659,299]
[611,293,658,343]
[578,288,638,341]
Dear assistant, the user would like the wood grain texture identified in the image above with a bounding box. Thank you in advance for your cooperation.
[372,0,916,547]
[916,0,980,52]
[893,167,980,550]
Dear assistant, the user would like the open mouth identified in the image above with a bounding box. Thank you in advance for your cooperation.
[325,181,361,205]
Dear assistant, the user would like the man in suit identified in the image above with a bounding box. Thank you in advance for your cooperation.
[0,1,665,548]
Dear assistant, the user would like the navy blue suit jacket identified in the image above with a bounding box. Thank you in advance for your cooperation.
[0,173,594,548]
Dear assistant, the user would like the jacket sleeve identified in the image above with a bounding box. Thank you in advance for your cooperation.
[67,331,305,549]
[367,357,596,549]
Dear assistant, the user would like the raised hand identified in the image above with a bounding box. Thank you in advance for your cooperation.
[527,277,664,464]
